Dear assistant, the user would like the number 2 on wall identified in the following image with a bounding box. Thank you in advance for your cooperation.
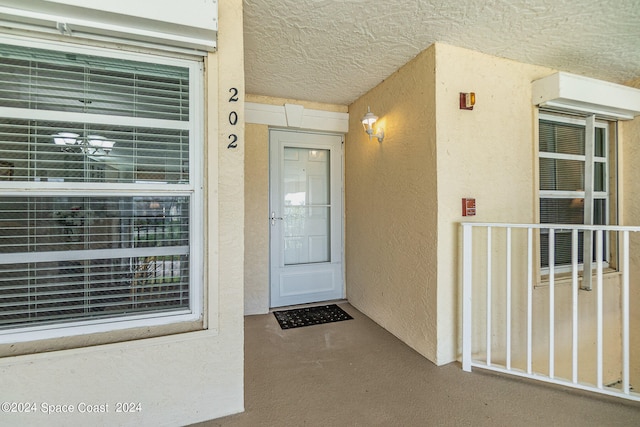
[227,134,238,148]
[229,87,239,103]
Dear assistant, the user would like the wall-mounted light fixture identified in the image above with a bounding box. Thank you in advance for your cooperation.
[361,106,384,142]
[53,132,115,156]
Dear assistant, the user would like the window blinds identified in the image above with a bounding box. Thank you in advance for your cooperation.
[538,115,609,269]
[0,40,200,334]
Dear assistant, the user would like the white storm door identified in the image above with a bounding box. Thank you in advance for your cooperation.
[269,130,344,307]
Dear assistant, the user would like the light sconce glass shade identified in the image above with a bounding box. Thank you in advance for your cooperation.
[87,135,115,154]
[361,106,384,142]
[361,110,377,128]
[53,132,80,146]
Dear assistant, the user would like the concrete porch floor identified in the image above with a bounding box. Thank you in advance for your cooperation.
[195,303,640,426]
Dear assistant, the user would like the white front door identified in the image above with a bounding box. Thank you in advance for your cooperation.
[269,129,344,307]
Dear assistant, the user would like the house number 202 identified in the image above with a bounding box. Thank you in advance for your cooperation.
[227,87,239,149]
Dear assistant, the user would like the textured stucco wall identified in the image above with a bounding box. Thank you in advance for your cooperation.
[244,95,347,315]
[244,122,270,314]
[530,276,623,383]
[434,43,554,364]
[347,41,630,371]
[621,76,640,386]
[346,46,439,363]
[0,1,245,425]
[244,1,640,105]
[437,44,626,376]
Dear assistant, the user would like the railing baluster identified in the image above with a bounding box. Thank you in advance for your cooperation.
[572,229,579,384]
[486,226,492,367]
[460,223,640,402]
[462,224,473,372]
[506,227,512,370]
[527,227,533,375]
[549,229,555,379]
[596,229,603,389]
[622,231,630,394]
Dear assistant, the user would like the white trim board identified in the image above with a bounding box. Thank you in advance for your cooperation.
[245,102,349,133]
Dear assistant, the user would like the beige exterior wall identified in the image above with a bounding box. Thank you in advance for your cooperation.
[346,46,439,362]
[244,95,347,315]
[621,76,640,385]
[245,122,270,314]
[435,43,553,364]
[0,1,245,426]
[435,44,626,372]
[347,42,633,373]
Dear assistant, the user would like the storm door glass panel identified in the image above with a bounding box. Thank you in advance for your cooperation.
[283,148,330,265]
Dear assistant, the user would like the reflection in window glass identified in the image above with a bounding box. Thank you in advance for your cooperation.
[0,119,189,184]
[0,196,190,329]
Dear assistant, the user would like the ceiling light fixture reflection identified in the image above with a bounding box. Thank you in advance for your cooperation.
[52,132,115,155]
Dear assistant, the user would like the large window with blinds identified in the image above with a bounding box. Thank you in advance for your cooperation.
[0,38,203,342]
[538,112,614,271]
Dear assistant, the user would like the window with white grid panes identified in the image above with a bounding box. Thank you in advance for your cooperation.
[0,38,203,342]
[538,112,614,272]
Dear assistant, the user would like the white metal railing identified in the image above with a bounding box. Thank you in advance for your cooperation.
[461,222,640,402]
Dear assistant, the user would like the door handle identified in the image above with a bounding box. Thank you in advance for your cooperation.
[271,211,283,226]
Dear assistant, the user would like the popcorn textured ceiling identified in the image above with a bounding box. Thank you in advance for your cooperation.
[243,0,640,105]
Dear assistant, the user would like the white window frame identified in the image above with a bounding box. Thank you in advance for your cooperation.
[0,34,204,344]
[538,112,611,276]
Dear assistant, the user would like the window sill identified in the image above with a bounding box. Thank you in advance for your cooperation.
[0,319,205,358]
[537,267,620,288]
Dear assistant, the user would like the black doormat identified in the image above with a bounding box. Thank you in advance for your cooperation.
[273,304,353,329]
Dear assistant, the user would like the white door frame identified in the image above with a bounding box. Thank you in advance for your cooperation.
[269,129,345,308]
